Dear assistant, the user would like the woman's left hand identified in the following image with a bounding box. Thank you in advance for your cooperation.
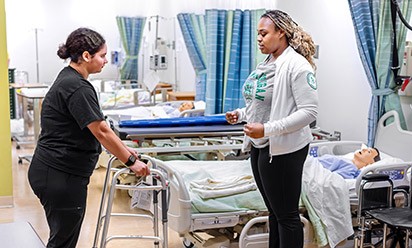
[244,123,264,138]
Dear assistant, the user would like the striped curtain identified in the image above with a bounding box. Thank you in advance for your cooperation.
[116,16,146,81]
[205,9,227,114]
[347,0,412,146]
[205,9,266,115]
[177,13,207,101]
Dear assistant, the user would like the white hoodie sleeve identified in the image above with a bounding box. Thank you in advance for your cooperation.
[264,70,318,136]
[234,107,247,123]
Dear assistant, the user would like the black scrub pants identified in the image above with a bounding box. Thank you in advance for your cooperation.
[250,144,309,248]
[28,160,89,248]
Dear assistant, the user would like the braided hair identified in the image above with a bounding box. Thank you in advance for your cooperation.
[57,28,105,63]
[262,10,316,70]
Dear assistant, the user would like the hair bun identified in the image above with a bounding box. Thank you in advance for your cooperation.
[57,44,69,59]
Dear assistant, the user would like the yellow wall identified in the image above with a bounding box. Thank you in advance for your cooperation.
[0,0,13,204]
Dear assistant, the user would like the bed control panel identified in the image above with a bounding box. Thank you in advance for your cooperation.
[309,146,319,157]
[377,169,405,180]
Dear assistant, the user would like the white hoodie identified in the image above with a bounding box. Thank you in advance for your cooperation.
[235,46,318,156]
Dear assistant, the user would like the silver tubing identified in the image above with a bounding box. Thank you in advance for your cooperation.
[162,188,169,248]
[100,167,130,248]
[92,155,116,248]
[358,177,393,248]
[144,155,160,248]
[359,217,365,248]
[107,235,162,243]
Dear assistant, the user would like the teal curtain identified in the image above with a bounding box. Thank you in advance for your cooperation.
[347,0,412,145]
[177,13,207,101]
[116,16,146,81]
[178,9,265,114]
[204,9,265,115]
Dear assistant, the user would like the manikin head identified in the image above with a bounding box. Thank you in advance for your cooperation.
[352,147,381,169]
[178,101,194,112]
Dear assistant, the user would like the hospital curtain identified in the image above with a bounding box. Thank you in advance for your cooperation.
[177,13,207,101]
[205,9,266,115]
[116,16,146,81]
[347,0,412,146]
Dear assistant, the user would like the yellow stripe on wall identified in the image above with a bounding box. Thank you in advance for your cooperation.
[0,0,14,206]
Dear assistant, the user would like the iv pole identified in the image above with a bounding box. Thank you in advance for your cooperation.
[173,17,178,91]
[34,28,40,83]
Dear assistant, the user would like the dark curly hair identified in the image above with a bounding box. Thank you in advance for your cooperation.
[57,27,105,63]
[262,10,316,70]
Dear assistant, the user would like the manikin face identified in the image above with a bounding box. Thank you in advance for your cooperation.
[353,148,379,169]
[178,101,194,112]
[257,17,285,56]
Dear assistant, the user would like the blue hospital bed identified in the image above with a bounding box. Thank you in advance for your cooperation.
[111,115,244,140]
[108,115,245,160]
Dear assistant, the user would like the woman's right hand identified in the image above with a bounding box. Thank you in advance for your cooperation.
[226,111,239,124]
[129,160,151,177]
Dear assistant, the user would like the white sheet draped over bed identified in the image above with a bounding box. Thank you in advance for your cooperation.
[163,159,267,213]
[190,175,257,199]
[302,156,354,248]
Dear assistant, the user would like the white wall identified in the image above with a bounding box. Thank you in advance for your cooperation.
[6,0,399,142]
[5,0,275,89]
[277,0,372,142]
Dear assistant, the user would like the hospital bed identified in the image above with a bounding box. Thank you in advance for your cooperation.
[103,101,205,121]
[301,110,412,247]
[152,158,269,248]
[90,79,172,108]
[138,110,412,248]
[108,115,245,161]
[151,149,329,248]
[106,107,339,162]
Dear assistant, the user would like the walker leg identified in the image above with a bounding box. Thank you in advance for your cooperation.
[92,157,114,248]
[99,165,120,248]
[161,188,168,248]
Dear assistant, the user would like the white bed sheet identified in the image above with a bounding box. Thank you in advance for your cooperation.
[162,159,267,213]
[302,156,353,248]
[103,106,169,119]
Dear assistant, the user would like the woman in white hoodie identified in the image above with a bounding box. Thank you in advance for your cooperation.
[226,10,318,248]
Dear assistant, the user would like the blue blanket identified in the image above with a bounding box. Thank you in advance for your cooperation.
[118,114,229,128]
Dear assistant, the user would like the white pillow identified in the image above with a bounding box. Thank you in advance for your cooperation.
[194,100,206,110]
[339,143,392,161]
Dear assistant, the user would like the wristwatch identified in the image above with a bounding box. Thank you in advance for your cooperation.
[124,154,137,167]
